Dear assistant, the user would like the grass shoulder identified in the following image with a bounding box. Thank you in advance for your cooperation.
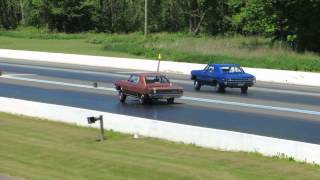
[0,112,319,179]
[0,27,319,72]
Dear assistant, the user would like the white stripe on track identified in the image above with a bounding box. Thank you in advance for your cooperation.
[181,96,320,116]
[2,62,320,97]
[1,75,116,92]
[2,74,320,117]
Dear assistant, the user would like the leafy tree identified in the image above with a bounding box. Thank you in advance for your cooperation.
[1,0,320,52]
[277,0,320,51]
[96,0,143,33]
[39,0,96,32]
[0,0,20,29]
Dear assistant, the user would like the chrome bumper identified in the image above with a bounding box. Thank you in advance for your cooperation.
[225,82,254,87]
[148,93,183,99]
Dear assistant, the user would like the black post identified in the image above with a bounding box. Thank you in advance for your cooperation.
[93,82,98,88]
[99,115,104,142]
[87,115,105,142]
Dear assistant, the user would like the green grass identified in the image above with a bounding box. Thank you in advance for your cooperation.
[0,27,320,72]
[0,36,140,58]
[0,112,320,180]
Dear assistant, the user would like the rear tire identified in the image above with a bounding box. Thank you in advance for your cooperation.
[119,91,126,103]
[241,86,248,94]
[217,83,226,92]
[167,98,175,104]
[194,80,201,91]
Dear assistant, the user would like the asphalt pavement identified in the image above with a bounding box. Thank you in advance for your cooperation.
[1,59,320,144]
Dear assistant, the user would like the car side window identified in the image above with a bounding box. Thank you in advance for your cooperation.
[221,66,243,73]
[145,76,170,84]
[229,66,243,73]
[128,75,140,84]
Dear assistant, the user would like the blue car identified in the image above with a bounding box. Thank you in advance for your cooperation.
[191,64,256,93]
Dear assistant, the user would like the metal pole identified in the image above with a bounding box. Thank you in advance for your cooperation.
[144,0,148,38]
[157,54,161,72]
[157,60,160,72]
[99,115,104,142]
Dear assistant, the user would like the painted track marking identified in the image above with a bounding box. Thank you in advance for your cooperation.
[2,74,320,116]
[2,62,320,97]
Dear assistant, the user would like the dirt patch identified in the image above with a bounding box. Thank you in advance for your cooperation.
[0,175,20,180]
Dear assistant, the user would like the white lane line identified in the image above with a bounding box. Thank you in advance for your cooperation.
[5,73,36,77]
[251,87,320,97]
[172,79,320,97]
[2,75,320,116]
[1,75,116,92]
[0,62,129,78]
[181,96,320,116]
[2,62,320,97]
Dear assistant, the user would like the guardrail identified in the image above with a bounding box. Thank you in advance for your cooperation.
[1,96,319,164]
[0,49,320,86]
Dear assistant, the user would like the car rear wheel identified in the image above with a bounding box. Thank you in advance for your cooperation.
[119,91,127,103]
[167,98,175,104]
[241,86,248,94]
[139,94,147,104]
[194,80,201,91]
[217,83,226,92]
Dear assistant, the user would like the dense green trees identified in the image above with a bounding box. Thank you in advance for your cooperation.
[0,0,21,29]
[0,0,320,52]
[39,0,96,32]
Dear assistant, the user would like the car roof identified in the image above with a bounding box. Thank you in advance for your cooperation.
[209,64,240,67]
[131,73,165,76]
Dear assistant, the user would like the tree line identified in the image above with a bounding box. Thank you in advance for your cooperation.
[1,0,320,52]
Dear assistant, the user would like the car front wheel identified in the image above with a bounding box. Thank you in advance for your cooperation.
[167,98,174,104]
[119,91,127,103]
[194,80,201,91]
[241,86,248,94]
[217,83,226,92]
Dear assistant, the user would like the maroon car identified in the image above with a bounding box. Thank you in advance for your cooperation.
[114,73,184,104]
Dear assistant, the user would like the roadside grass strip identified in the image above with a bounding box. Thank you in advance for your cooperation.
[0,112,320,179]
[0,30,319,72]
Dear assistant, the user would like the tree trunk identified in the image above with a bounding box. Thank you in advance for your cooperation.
[193,12,206,35]
[20,0,25,25]
[189,15,192,33]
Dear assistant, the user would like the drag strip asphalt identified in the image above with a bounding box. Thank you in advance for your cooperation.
[1,60,320,144]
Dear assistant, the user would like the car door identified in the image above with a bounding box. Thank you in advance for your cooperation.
[197,65,210,82]
[126,74,140,96]
[201,65,215,84]
[125,75,136,95]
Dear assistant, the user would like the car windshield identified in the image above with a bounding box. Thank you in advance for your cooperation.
[145,75,170,84]
[220,66,243,73]
[204,65,214,72]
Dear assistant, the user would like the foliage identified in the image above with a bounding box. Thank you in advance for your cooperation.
[0,0,20,29]
[38,0,96,33]
[0,0,320,52]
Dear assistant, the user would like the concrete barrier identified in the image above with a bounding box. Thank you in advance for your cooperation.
[1,49,320,86]
[1,96,319,164]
